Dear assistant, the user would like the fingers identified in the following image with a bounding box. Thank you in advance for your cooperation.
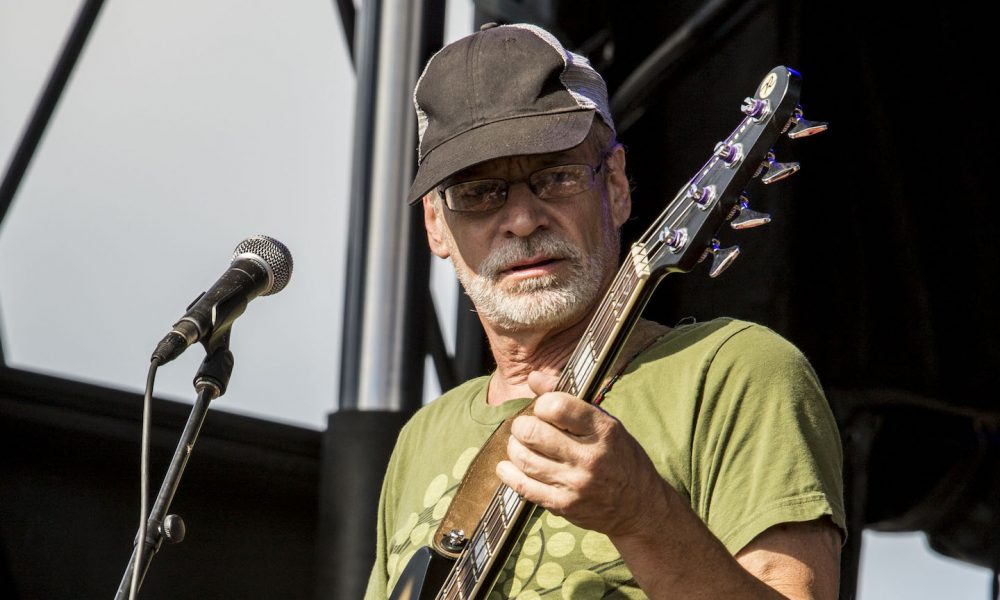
[506,434,565,483]
[527,370,614,437]
[496,459,576,514]
[527,370,559,396]
[509,410,612,475]
[510,414,574,460]
[530,392,609,438]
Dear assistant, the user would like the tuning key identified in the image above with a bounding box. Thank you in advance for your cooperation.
[787,107,828,139]
[705,239,740,278]
[741,97,769,120]
[730,195,771,230]
[760,151,800,184]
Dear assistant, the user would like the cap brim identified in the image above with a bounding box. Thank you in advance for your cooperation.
[407,110,595,204]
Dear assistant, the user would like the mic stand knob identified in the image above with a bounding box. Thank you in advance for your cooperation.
[161,514,187,544]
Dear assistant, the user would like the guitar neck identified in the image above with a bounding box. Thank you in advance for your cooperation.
[556,244,657,402]
[429,64,811,600]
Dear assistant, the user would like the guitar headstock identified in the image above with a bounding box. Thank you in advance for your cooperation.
[634,66,826,279]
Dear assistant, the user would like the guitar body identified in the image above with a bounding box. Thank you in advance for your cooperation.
[389,547,455,600]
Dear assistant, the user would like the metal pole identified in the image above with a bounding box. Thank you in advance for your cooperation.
[337,0,382,411]
[354,0,426,412]
[317,2,444,598]
[0,0,106,226]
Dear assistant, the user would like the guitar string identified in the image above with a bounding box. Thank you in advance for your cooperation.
[560,143,726,397]
[439,484,514,598]
[557,111,759,396]
[556,264,637,395]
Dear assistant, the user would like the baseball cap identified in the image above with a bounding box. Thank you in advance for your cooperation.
[407,23,615,204]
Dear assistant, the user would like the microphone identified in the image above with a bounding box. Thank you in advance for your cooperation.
[151,235,293,364]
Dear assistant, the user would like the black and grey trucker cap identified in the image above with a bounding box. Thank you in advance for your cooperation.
[406,23,615,204]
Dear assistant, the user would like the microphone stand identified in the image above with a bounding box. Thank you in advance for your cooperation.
[114,330,235,599]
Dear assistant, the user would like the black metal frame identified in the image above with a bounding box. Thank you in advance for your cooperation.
[0,0,106,228]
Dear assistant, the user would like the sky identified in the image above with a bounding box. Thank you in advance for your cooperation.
[0,1,993,598]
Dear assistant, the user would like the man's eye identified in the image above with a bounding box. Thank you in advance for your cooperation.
[461,183,501,197]
[534,167,587,196]
[448,181,506,210]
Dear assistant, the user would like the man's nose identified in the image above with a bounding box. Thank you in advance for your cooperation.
[498,182,549,238]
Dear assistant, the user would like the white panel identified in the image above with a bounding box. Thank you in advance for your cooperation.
[0,0,354,429]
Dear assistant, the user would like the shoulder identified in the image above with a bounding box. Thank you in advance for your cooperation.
[641,317,816,378]
[627,317,812,382]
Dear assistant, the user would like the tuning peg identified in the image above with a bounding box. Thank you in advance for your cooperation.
[730,194,771,230]
[759,151,800,184]
[787,107,828,139]
[741,97,769,120]
[705,239,740,278]
[714,142,742,165]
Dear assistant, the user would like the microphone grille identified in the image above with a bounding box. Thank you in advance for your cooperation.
[233,235,293,295]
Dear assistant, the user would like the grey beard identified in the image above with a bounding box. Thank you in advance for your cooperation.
[453,232,615,331]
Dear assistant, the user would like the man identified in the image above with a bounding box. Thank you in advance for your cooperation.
[365,23,845,599]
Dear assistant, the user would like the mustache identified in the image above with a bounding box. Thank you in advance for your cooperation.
[477,233,583,280]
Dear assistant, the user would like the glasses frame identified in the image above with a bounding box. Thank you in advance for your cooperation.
[436,154,610,213]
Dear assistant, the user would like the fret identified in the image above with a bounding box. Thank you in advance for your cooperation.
[471,533,488,577]
[500,486,519,523]
[570,338,596,385]
[484,504,503,547]
[461,569,474,599]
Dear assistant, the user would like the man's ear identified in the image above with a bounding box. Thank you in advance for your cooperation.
[605,145,631,229]
[423,195,451,258]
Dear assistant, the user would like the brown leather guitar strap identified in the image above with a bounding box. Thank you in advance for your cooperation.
[431,319,670,557]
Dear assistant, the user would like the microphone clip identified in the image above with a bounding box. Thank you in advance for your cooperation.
[194,329,235,399]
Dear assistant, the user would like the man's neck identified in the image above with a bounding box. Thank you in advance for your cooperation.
[482,311,593,405]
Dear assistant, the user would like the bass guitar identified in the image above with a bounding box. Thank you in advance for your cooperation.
[391,65,826,600]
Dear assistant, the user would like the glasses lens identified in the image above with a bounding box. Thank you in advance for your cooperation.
[530,165,594,199]
[444,179,507,212]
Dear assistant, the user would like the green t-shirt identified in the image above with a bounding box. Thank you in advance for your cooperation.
[364,318,846,599]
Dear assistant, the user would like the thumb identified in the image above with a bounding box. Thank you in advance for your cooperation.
[527,371,559,396]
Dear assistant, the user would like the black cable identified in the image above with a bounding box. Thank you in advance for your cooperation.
[131,359,160,600]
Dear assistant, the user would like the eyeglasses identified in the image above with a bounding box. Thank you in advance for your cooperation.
[437,159,606,213]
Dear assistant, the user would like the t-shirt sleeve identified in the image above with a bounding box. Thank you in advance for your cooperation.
[692,324,846,554]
